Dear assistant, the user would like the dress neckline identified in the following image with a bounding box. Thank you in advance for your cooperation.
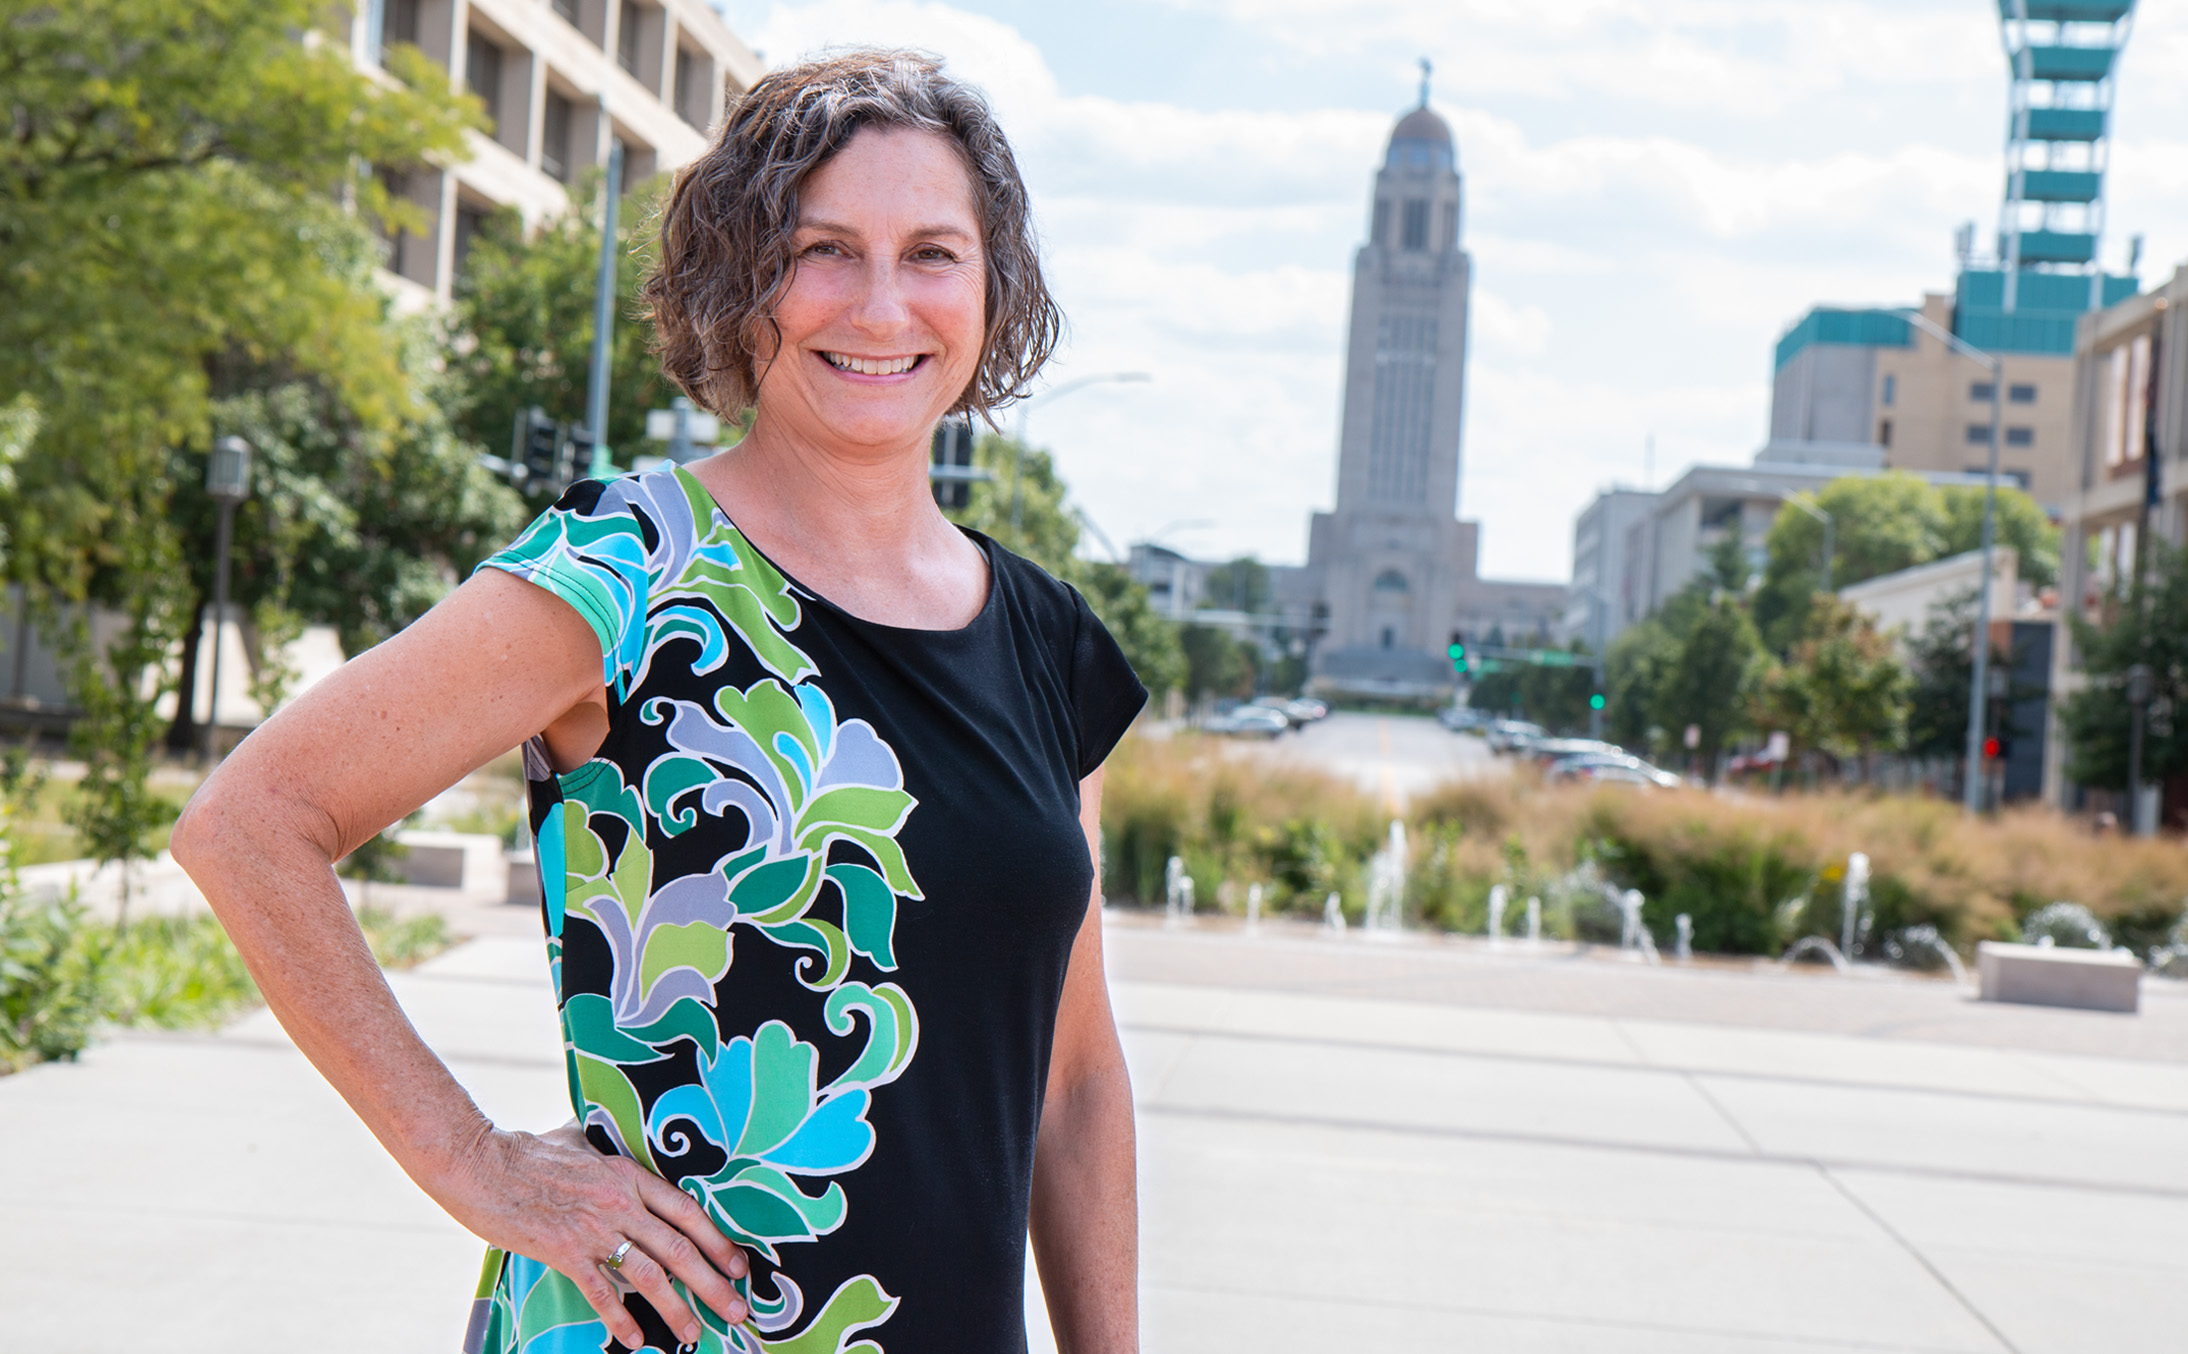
[666,462,999,638]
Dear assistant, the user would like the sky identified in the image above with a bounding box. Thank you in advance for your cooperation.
[709,0,2188,582]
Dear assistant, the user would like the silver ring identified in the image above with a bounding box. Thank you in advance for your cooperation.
[604,1239,634,1271]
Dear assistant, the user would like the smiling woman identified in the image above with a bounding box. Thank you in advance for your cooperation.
[172,48,1141,1354]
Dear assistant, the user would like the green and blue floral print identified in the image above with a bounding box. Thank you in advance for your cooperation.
[465,465,1144,1354]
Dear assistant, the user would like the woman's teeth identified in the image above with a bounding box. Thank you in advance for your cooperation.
[824,353,919,376]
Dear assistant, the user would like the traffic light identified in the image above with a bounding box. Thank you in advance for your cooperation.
[514,407,562,492]
[565,425,600,482]
[1448,632,1467,674]
[1983,736,2004,760]
[930,418,975,509]
[1589,693,1606,711]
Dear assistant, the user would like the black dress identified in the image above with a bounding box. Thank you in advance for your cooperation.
[464,464,1145,1354]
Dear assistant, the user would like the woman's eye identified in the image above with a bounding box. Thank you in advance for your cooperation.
[804,241,843,257]
[912,246,953,262]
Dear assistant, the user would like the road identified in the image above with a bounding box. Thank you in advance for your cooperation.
[3,911,2182,1351]
[1223,710,1499,807]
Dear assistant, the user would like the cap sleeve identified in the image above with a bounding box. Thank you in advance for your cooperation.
[473,479,654,694]
[1067,584,1149,780]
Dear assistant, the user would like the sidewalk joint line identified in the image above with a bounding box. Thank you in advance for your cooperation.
[1816,1166,2023,1354]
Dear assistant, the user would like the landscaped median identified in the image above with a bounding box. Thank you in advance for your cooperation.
[1101,732,2188,961]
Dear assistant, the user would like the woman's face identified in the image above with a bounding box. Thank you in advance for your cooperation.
[757,126,987,457]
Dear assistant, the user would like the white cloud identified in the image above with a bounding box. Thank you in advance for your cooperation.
[721,0,2188,579]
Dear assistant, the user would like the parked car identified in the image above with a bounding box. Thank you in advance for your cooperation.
[1283,697,1329,724]
[1206,705,1290,739]
[1438,705,1487,732]
[1484,719,1545,754]
[1547,752,1683,789]
[1525,737,1626,767]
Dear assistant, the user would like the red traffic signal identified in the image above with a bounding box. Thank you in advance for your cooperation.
[1982,737,2001,760]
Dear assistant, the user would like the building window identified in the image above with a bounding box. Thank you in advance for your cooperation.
[1969,381,1996,402]
[542,91,573,182]
[369,0,420,63]
[2008,382,2037,404]
[465,36,502,135]
[1373,569,1410,593]
[1966,423,1994,445]
[1380,626,1395,650]
[1440,201,1457,252]
[675,47,705,127]
[1371,199,1388,248]
[1880,373,1896,406]
[453,204,487,279]
[2100,335,2150,468]
[1400,199,1428,251]
[617,2,643,75]
[551,0,580,25]
[2005,426,2034,447]
[1878,418,1892,448]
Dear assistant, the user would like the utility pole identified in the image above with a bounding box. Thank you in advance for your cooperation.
[584,107,624,480]
[1900,310,2004,815]
[202,437,253,764]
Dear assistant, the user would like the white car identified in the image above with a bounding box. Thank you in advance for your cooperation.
[1207,706,1290,738]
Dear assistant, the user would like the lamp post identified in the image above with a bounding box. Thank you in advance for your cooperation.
[1010,371,1151,533]
[203,436,253,764]
[1900,310,2005,814]
[583,107,624,480]
[2127,662,2152,836]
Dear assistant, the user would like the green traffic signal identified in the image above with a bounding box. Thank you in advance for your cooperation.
[1589,694,1606,710]
[1447,643,1464,659]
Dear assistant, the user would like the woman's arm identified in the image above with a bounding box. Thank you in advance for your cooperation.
[170,569,749,1349]
[1028,766,1139,1353]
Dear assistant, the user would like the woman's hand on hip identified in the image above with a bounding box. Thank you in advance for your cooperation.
[441,1123,751,1349]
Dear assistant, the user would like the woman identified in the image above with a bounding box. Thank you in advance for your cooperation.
[173,50,1144,1354]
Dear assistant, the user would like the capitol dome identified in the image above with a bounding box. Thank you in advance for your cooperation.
[1385,103,1455,170]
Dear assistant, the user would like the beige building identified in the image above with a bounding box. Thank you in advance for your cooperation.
[1770,294,2084,510]
[2046,262,2188,810]
[350,0,762,308]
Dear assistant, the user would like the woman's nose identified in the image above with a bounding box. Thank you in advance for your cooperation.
[848,256,912,333]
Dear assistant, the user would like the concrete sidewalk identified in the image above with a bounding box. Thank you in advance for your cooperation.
[2,918,2182,1351]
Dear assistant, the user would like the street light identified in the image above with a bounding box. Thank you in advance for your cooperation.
[1010,371,1151,533]
[2127,662,2153,836]
[203,436,253,764]
[1899,309,2005,816]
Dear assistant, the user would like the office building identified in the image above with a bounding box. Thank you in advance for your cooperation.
[353,0,763,308]
[2046,261,2187,814]
[1764,0,2142,513]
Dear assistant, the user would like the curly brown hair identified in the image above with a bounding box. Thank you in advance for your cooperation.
[643,49,1062,422]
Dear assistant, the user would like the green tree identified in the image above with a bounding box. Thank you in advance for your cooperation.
[1179,624,1255,703]
[0,0,479,877]
[1753,596,1909,777]
[447,171,672,488]
[1940,486,2058,590]
[1904,589,1981,761]
[2058,541,2188,793]
[1654,593,1763,780]
[1752,473,2057,652]
[1200,557,1270,614]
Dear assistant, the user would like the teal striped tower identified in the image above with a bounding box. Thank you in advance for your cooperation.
[1961,0,2140,353]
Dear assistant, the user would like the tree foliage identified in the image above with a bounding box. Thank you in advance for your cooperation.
[1200,557,1270,614]
[447,171,672,491]
[1751,473,2056,652]
[2058,542,2188,792]
[1752,596,1909,773]
[0,1,487,868]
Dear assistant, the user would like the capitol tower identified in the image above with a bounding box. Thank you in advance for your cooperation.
[1296,68,1563,699]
